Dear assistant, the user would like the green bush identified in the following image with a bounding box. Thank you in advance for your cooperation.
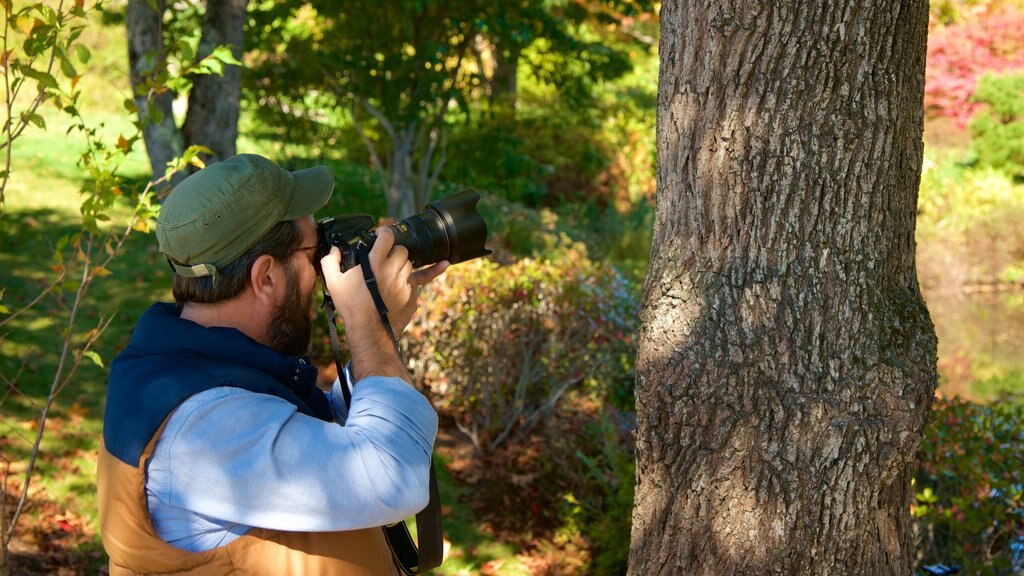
[914,397,1024,574]
[970,72,1024,179]
[405,247,639,452]
[916,153,1024,289]
[557,408,636,576]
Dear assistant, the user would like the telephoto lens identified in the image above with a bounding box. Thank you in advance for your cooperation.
[316,189,491,271]
[389,190,491,268]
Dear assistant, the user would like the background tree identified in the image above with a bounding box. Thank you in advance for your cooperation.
[125,0,245,180]
[630,1,938,574]
[247,0,481,219]
[245,0,654,218]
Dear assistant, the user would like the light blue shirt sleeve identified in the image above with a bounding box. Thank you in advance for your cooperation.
[145,374,437,552]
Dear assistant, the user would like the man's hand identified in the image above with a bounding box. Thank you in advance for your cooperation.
[319,228,448,383]
[319,227,448,336]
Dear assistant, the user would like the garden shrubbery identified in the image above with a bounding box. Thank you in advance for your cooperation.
[405,242,638,451]
[914,397,1024,575]
[917,156,1024,290]
[398,242,640,573]
[925,6,1024,126]
[970,72,1024,179]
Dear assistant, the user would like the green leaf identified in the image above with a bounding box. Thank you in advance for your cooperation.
[37,3,57,25]
[23,111,45,128]
[179,41,195,64]
[60,55,77,78]
[73,43,90,64]
[210,45,242,66]
[199,58,224,76]
[83,350,104,368]
[165,76,192,93]
[18,65,59,89]
[0,304,9,315]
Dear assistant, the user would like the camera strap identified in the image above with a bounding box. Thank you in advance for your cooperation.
[356,242,401,353]
[321,245,445,575]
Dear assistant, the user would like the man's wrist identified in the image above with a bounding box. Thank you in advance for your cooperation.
[344,317,410,383]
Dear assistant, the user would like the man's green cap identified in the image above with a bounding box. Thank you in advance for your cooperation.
[156,154,333,277]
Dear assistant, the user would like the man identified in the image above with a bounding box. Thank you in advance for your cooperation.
[97,154,448,575]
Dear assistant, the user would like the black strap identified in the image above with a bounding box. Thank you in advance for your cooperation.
[383,464,443,574]
[320,247,445,574]
[356,241,401,353]
[324,302,352,408]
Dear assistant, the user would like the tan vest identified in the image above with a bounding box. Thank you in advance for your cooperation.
[97,423,400,576]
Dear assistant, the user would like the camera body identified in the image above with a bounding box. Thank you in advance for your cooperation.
[316,190,491,273]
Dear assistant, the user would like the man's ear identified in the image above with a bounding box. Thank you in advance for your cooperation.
[249,253,284,305]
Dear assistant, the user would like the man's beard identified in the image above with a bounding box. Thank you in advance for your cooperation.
[266,263,313,357]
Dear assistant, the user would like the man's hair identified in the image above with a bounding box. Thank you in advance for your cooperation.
[172,220,303,304]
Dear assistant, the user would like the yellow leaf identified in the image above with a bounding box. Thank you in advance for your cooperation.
[93,266,112,277]
[110,186,123,197]
[189,156,206,169]
[133,219,150,233]
[71,74,80,90]
[117,134,131,152]
[16,16,36,35]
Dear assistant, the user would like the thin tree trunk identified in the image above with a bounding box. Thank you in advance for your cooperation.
[126,0,181,182]
[629,1,936,575]
[182,0,248,164]
[491,44,519,111]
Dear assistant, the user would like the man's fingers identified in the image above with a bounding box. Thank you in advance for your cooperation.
[370,227,396,263]
[410,260,450,286]
[319,246,342,278]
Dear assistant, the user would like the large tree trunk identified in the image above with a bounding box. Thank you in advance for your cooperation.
[629,2,937,575]
[182,0,248,163]
[126,0,181,182]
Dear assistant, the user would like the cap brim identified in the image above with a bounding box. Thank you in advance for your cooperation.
[283,165,334,220]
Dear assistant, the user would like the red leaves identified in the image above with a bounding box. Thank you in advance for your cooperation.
[925,8,1024,126]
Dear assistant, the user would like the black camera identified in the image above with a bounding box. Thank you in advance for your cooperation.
[316,189,491,273]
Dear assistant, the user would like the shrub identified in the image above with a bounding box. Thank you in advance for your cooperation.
[925,8,1024,126]
[557,407,636,576]
[916,154,1024,290]
[969,72,1024,178]
[914,398,1024,574]
[405,245,639,452]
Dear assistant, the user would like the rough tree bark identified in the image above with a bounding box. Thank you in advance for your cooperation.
[181,0,248,163]
[126,0,247,179]
[126,0,181,181]
[629,1,937,575]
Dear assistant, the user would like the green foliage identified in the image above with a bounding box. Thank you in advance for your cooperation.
[914,398,1024,574]
[406,247,639,452]
[557,409,636,575]
[930,0,1024,26]
[970,72,1024,178]
[916,152,1024,289]
[970,370,1024,404]
[244,0,657,218]
[0,0,93,207]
